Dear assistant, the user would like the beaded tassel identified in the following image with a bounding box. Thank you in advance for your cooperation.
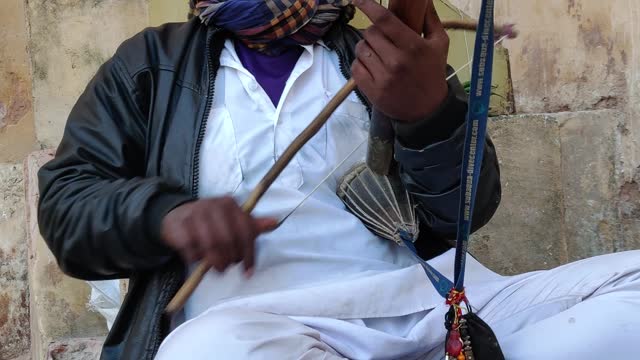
[445,289,474,360]
[459,318,475,360]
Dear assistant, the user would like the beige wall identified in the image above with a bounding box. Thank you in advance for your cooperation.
[448,0,639,177]
[0,2,36,358]
[445,0,639,272]
[0,0,36,163]
[149,0,189,26]
[1,1,150,358]
[449,1,629,111]
[28,0,149,149]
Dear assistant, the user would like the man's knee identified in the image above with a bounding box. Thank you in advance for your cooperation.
[156,309,250,358]
[156,308,341,359]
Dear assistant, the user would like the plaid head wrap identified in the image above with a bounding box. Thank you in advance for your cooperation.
[190,0,355,55]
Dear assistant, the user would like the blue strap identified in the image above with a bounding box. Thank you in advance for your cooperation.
[402,235,453,298]
[404,0,496,298]
[454,0,495,291]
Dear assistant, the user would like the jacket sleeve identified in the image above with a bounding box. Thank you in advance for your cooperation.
[391,66,501,239]
[37,55,193,280]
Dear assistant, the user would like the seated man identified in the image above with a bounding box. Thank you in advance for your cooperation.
[37,0,639,359]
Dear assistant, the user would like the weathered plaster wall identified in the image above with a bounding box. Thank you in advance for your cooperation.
[27,0,149,149]
[448,0,640,178]
[149,0,189,26]
[0,165,29,360]
[472,110,638,274]
[448,0,630,112]
[0,1,34,358]
[624,3,640,230]
[0,0,37,164]
[24,151,108,360]
[46,338,103,360]
[446,0,640,272]
[472,115,566,274]
[2,1,150,359]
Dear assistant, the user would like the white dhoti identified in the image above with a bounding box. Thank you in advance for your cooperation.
[161,38,640,360]
[156,249,640,360]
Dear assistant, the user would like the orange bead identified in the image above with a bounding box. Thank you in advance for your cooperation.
[457,354,466,360]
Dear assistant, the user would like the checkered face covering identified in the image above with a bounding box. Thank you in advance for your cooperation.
[190,0,353,55]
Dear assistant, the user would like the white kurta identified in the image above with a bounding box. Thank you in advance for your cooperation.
[157,41,640,359]
[186,40,429,321]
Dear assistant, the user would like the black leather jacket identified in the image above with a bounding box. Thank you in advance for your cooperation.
[37,17,501,360]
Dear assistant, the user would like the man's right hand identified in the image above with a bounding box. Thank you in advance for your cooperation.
[161,197,278,276]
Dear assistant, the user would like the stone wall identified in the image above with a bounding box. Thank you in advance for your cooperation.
[472,110,637,274]
[447,0,640,273]
[0,1,148,359]
[449,0,634,114]
[27,0,149,149]
[447,0,639,177]
[1,1,36,358]
[25,151,108,360]
[0,0,36,164]
[0,164,29,360]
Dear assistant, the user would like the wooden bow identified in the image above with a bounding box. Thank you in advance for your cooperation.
[165,2,513,314]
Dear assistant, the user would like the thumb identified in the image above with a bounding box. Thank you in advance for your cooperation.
[423,0,445,38]
[254,218,279,233]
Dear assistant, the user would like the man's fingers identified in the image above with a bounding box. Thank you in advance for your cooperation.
[351,58,373,81]
[165,197,280,276]
[355,39,386,81]
[351,58,377,102]
[191,218,213,260]
[205,252,227,273]
[228,210,250,264]
[238,217,276,274]
[423,0,445,38]
[182,240,199,263]
[354,0,417,43]
[254,218,279,233]
[170,224,198,262]
[240,220,257,274]
[227,209,252,271]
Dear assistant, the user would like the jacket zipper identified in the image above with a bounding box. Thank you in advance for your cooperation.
[191,28,222,198]
[149,27,222,358]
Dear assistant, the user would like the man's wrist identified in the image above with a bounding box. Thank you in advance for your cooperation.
[392,84,467,149]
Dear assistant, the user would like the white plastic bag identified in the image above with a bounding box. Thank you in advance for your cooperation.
[87,280,122,330]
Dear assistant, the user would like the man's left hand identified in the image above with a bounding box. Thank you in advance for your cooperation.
[352,0,450,122]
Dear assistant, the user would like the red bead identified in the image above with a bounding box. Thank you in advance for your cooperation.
[446,330,463,356]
